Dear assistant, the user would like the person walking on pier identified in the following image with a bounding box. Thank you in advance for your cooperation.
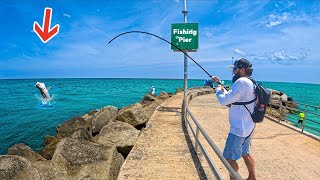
[298,112,305,124]
[212,58,256,180]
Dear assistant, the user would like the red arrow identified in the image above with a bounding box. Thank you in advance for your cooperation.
[33,7,59,43]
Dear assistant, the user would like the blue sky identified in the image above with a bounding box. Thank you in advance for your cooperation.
[0,0,319,84]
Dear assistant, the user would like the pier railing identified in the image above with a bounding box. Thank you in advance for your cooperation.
[268,99,320,135]
[185,88,242,180]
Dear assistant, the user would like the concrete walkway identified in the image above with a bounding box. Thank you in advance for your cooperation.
[189,94,320,179]
[118,92,205,180]
[118,91,320,179]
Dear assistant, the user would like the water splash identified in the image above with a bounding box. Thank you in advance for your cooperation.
[35,94,57,108]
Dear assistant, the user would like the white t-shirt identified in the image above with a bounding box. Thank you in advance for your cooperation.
[216,77,255,137]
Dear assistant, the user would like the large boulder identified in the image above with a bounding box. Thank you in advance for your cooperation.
[0,155,40,180]
[51,138,124,180]
[43,116,94,159]
[114,103,148,127]
[269,89,297,109]
[96,121,140,155]
[7,144,45,162]
[81,109,99,120]
[56,116,91,139]
[140,94,157,105]
[39,137,60,160]
[91,106,118,134]
[39,128,92,160]
[158,91,171,100]
[70,128,91,140]
[141,101,161,120]
[31,160,53,179]
[281,93,288,102]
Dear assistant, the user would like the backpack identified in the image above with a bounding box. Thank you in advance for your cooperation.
[232,77,271,123]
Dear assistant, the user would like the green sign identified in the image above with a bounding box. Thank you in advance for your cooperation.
[171,23,198,51]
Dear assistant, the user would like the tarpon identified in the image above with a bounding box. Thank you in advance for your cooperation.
[35,81,51,99]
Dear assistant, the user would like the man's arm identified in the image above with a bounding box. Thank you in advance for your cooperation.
[216,81,244,106]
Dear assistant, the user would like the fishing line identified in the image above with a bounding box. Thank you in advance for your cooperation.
[108,30,222,84]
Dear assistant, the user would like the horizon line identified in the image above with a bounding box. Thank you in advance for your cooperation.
[0,77,319,85]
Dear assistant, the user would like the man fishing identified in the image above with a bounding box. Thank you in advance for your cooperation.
[212,58,256,180]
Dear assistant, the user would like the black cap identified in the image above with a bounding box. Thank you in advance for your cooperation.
[234,58,252,69]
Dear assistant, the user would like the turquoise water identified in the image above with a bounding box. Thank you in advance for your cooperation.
[0,79,319,154]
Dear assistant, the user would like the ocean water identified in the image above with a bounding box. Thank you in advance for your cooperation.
[0,78,319,154]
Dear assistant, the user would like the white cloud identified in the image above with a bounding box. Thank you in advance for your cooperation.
[63,13,71,18]
[265,12,290,28]
[233,49,247,57]
[251,49,308,64]
[275,0,296,11]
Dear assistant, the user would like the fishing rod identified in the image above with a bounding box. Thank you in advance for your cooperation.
[108,30,222,85]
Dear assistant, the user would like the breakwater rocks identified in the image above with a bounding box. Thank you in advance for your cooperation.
[267,89,297,119]
[0,92,173,180]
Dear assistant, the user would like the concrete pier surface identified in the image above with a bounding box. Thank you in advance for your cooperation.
[118,90,320,179]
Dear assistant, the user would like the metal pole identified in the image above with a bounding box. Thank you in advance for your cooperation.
[182,0,188,122]
[195,127,200,152]
[302,113,307,133]
[279,98,283,122]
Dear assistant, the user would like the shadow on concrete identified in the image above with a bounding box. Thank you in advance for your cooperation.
[157,106,181,113]
[181,107,208,180]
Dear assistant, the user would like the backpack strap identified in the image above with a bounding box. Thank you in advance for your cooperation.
[231,76,257,106]
[244,123,256,141]
[232,97,257,105]
[243,104,252,114]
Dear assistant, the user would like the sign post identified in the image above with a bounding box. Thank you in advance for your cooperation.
[172,0,199,124]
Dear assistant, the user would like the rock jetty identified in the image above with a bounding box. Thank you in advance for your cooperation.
[267,89,297,119]
[0,91,174,179]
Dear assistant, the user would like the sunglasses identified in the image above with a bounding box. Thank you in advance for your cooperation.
[232,66,241,71]
[231,66,242,72]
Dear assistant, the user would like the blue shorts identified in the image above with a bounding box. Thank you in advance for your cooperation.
[223,133,252,160]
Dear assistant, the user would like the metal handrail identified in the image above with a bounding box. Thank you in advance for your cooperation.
[296,102,319,109]
[268,101,320,134]
[305,126,320,132]
[307,118,320,124]
[185,115,222,179]
[186,105,243,180]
